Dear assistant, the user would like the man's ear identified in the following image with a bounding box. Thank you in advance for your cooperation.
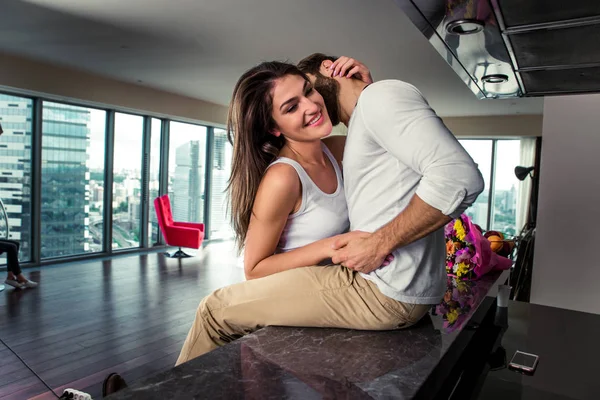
[320,60,334,76]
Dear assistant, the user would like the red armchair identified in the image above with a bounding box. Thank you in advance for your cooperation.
[154,195,205,258]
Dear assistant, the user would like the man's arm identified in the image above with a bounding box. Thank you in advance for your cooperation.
[332,82,484,272]
[376,194,450,253]
[331,195,451,272]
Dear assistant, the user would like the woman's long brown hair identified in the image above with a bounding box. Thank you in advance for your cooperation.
[226,61,308,252]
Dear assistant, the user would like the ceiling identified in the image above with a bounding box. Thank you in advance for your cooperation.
[0,0,544,117]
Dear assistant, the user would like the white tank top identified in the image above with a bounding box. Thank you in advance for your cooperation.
[268,143,350,253]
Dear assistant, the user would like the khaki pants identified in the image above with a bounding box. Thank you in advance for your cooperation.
[176,265,431,366]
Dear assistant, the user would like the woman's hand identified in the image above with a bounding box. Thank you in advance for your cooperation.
[328,56,374,84]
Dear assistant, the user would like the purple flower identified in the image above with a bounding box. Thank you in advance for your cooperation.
[455,248,472,264]
[444,223,455,238]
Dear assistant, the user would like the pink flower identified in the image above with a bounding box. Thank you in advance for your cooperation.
[444,222,455,238]
[455,248,471,264]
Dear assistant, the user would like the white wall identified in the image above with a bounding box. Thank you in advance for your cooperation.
[531,93,600,314]
[330,114,543,137]
[442,115,542,137]
[0,52,227,125]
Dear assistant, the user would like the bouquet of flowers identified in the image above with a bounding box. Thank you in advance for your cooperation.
[445,214,512,280]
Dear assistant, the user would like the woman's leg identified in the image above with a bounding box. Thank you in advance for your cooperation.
[0,240,21,276]
[176,265,429,366]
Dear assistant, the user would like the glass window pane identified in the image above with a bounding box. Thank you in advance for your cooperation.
[0,94,33,263]
[458,140,492,230]
[88,109,106,252]
[149,118,162,245]
[41,101,105,258]
[168,122,207,223]
[112,113,143,250]
[492,140,520,237]
[210,128,234,239]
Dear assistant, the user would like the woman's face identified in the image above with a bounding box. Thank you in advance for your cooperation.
[270,74,333,143]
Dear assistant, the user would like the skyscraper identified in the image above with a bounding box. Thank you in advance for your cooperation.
[171,140,204,222]
[40,102,91,258]
[210,131,233,239]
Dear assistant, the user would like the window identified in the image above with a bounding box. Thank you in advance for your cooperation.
[459,140,492,230]
[459,139,525,237]
[491,140,520,236]
[0,94,33,263]
[2,88,237,266]
[168,122,207,224]
[87,109,107,253]
[149,118,162,245]
[112,113,143,250]
[41,101,106,258]
[209,129,234,239]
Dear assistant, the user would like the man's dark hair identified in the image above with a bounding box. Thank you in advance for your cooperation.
[297,53,342,126]
[297,53,338,77]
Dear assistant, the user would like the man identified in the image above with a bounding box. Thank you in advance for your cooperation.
[297,53,484,303]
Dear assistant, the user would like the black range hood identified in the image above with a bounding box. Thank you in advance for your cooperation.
[395,0,600,98]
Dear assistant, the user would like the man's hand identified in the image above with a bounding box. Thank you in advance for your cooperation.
[330,231,390,274]
[328,56,374,84]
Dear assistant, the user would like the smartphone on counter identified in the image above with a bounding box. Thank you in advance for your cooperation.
[508,350,539,375]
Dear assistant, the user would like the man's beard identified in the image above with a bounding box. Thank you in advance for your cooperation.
[314,75,341,127]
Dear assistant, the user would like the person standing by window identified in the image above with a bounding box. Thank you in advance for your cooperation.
[0,124,37,289]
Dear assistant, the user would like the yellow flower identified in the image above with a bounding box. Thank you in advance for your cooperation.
[454,220,466,241]
[456,262,471,278]
[447,309,459,324]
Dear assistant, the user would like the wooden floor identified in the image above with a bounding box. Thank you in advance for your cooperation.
[0,242,245,399]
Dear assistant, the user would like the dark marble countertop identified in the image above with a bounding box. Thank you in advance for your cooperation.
[477,300,600,400]
[108,270,509,399]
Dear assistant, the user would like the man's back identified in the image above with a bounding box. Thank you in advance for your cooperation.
[344,80,483,304]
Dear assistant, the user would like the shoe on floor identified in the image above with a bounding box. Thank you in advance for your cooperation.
[20,280,38,289]
[102,372,128,397]
[4,279,24,289]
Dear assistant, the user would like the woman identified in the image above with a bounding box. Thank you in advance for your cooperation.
[1,239,38,289]
[1,124,38,289]
[103,58,390,395]
[227,57,387,279]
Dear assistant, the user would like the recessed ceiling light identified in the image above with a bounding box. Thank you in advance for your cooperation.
[446,19,485,35]
[481,74,509,84]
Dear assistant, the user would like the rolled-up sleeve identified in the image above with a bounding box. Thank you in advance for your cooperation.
[361,81,484,218]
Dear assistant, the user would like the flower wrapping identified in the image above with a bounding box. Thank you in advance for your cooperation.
[445,214,512,279]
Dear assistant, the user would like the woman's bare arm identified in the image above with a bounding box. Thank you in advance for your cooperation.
[243,163,336,280]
